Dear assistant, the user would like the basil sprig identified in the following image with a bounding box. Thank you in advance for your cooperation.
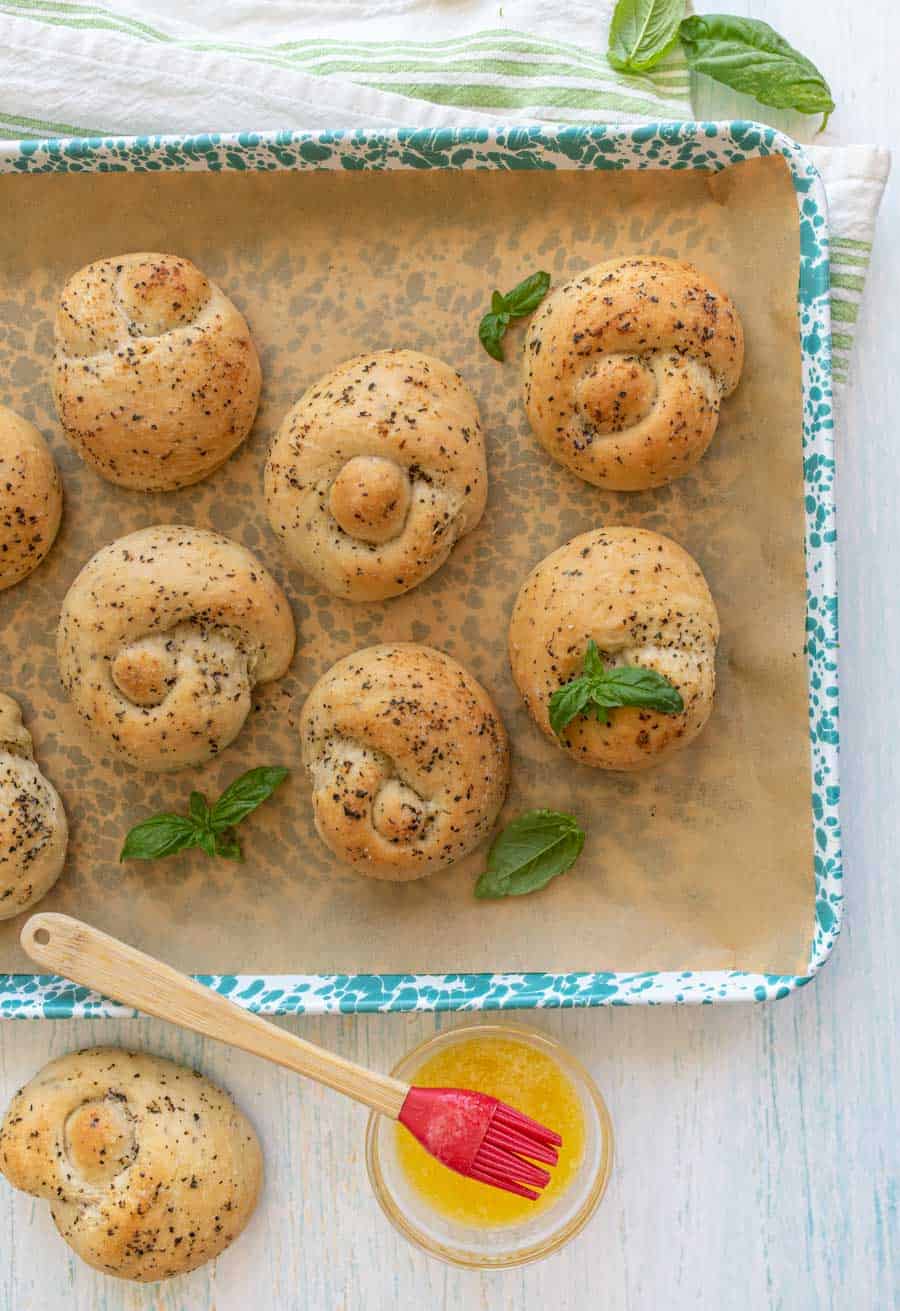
[609,0,683,73]
[475,810,585,899]
[607,2,834,131]
[120,766,289,863]
[549,639,684,735]
[478,270,551,361]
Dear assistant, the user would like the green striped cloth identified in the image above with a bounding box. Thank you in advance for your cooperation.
[0,0,888,385]
[799,150,889,387]
[0,1,693,136]
[0,23,692,124]
[829,237,872,385]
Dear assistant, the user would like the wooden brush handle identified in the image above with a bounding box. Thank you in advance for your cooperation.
[21,913,409,1119]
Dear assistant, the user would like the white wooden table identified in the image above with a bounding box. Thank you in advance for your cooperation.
[2,4,897,1307]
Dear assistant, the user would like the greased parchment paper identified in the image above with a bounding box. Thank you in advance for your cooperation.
[0,156,813,976]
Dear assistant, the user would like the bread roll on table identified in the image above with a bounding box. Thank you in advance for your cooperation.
[0,1048,262,1282]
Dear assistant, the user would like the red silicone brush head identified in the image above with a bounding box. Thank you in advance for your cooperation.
[398,1086,562,1200]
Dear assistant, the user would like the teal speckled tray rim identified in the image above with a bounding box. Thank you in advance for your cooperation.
[0,121,839,1017]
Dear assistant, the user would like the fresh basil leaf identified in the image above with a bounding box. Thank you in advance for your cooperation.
[491,289,506,314]
[549,679,595,736]
[120,814,198,863]
[475,810,585,899]
[214,833,244,861]
[210,766,289,831]
[591,665,685,715]
[608,0,685,73]
[503,270,551,318]
[189,791,209,827]
[196,828,217,859]
[583,637,604,680]
[679,15,834,130]
[478,312,506,361]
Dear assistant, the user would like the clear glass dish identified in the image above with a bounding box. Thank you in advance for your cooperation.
[365,1021,613,1269]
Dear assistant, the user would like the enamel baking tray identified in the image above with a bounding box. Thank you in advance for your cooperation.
[0,122,839,1017]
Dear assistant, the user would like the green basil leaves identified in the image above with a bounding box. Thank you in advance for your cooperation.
[679,16,835,131]
[607,3,834,130]
[479,270,551,361]
[120,766,289,863]
[549,639,684,735]
[475,810,585,899]
[608,0,684,73]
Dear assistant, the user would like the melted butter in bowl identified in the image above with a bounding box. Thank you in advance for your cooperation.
[366,1023,613,1268]
[395,1035,586,1227]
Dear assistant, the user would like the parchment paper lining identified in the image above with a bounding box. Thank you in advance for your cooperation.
[0,157,812,975]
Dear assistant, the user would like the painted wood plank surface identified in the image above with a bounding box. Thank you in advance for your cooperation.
[1,2,897,1307]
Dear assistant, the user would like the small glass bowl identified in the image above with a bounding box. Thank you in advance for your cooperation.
[365,1021,613,1269]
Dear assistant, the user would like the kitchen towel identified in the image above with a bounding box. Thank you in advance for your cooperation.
[0,0,889,386]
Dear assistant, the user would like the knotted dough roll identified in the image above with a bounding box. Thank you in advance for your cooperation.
[53,252,261,490]
[300,643,509,879]
[0,694,67,919]
[523,257,744,490]
[57,524,295,771]
[0,1048,262,1282]
[0,405,63,591]
[264,350,487,601]
[508,528,720,770]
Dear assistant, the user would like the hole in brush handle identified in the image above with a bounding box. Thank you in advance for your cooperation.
[21,914,59,958]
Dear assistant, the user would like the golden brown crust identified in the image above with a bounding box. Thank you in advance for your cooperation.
[53,253,261,490]
[0,693,67,920]
[0,1048,262,1282]
[523,257,744,490]
[57,525,295,772]
[264,350,487,601]
[508,528,720,770]
[300,643,509,879]
[0,406,63,591]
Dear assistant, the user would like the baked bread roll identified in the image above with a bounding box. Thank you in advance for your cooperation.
[264,350,487,601]
[523,257,744,490]
[57,524,295,771]
[300,643,508,879]
[509,528,719,770]
[0,1048,262,1282]
[0,694,67,919]
[53,252,261,490]
[0,405,62,590]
